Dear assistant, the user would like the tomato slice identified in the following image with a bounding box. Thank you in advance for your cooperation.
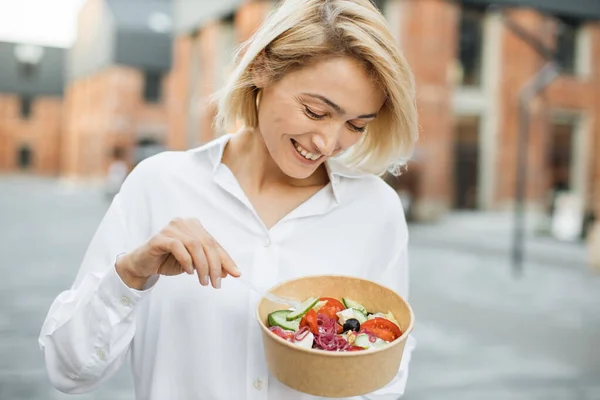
[360,318,402,342]
[336,323,343,334]
[347,345,365,351]
[362,327,396,342]
[317,305,338,321]
[270,327,294,341]
[317,297,345,321]
[320,297,345,311]
[299,309,319,335]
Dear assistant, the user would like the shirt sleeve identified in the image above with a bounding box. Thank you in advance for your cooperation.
[38,164,159,394]
[364,202,416,399]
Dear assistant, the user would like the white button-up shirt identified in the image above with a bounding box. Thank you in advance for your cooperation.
[39,134,416,400]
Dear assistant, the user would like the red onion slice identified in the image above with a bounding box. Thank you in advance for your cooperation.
[293,326,310,342]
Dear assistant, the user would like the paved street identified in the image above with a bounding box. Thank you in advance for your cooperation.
[1,175,599,400]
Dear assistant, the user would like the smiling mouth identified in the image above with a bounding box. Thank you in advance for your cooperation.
[291,139,321,161]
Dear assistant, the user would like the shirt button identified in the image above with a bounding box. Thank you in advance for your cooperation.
[263,236,271,247]
[96,348,107,361]
[253,378,264,390]
[120,296,131,306]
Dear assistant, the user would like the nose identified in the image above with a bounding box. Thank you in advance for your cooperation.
[312,132,337,156]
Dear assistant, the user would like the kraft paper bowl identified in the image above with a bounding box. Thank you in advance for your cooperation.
[256,275,414,398]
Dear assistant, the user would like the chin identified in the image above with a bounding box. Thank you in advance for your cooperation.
[279,161,320,180]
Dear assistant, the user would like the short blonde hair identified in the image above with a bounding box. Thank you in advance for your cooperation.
[215,0,418,176]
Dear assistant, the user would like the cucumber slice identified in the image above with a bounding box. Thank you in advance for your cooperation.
[368,311,401,327]
[354,334,372,349]
[312,300,328,312]
[268,310,300,331]
[354,334,387,349]
[285,297,319,321]
[342,298,367,314]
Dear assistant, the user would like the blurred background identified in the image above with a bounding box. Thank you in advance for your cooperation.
[1,0,599,399]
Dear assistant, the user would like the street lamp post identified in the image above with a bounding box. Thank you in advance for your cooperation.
[496,9,561,277]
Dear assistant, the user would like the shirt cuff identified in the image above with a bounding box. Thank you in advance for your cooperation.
[97,261,159,325]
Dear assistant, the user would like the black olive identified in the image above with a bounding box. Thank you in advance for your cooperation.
[367,312,374,317]
[342,318,361,333]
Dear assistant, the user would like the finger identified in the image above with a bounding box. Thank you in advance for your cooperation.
[202,236,223,289]
[181,234,210,286]
[217,246,241,278]
[156,237,193,274]
[221,270,228,278]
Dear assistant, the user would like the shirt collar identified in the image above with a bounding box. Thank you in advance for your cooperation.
[201,133,364,204]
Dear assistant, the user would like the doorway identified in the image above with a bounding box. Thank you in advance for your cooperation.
[453,115,480,210]
[17,145,33,170]
[547,116,578,215]
[548,118,575,194]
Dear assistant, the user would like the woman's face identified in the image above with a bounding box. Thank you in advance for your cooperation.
[256,56,386,180]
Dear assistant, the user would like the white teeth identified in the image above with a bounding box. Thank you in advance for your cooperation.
[293,141,319,161]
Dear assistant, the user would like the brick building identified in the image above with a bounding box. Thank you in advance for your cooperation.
[168,0,273,150]
[0,42,65,175]
[168,0,600,234]
[61,0,173,180]
[397,0,600,228]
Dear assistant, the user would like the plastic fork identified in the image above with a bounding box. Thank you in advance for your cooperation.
[237,275,301,309]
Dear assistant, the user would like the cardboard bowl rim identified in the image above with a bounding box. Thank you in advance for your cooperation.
[255,274,415,357]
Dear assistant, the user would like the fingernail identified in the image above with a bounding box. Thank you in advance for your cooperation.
[215,277,221,289]
[187,265,194,275]
[202,275,209,286]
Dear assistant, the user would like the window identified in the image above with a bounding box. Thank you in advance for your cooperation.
[18,62,38,79]
[548,117,576,193]
[555,17,580,75]
[18,146,32,169]
[14,44,43,80]
[20,96,32,119]
[457,7,485,87]
[453,115,480,210]
[143,71,162,103]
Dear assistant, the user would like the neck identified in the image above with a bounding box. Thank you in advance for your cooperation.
[222,128,328,194]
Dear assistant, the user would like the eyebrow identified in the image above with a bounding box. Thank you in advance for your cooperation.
[301,92,378,119]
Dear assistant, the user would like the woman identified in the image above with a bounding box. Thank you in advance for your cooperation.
[39,0,418,398]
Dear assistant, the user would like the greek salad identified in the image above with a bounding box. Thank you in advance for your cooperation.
[267,297,403,351]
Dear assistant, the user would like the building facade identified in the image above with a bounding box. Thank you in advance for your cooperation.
[0,42,65,175]
[60,0,173,180]
[384,0,600,227]
[168,0,272,151]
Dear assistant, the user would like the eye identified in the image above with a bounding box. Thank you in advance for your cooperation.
[304,106,326,120]
[347,123,366,133]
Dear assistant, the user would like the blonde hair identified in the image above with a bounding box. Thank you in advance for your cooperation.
[215,0,418,176]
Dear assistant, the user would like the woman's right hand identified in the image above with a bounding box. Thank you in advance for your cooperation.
[116,218,241,290]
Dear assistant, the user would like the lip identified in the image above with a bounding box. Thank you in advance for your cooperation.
[290,139,321,165]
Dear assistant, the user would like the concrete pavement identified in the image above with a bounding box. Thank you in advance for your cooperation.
[406,212,600,399]
[1,175,599,399]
